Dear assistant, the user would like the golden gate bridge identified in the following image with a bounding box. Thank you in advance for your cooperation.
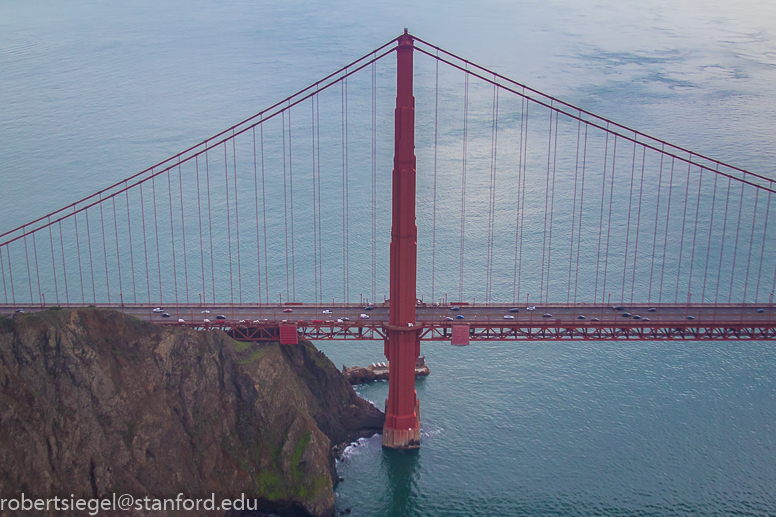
[1,31,775,448]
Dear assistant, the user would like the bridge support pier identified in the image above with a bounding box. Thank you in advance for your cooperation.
[382,30,421,450]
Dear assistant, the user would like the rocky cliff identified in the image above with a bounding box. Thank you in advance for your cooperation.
[0,309,383,516]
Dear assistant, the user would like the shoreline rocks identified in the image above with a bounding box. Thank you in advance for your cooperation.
[0,309,383,517]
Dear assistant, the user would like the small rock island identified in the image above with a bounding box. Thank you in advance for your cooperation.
[341,356,429,385]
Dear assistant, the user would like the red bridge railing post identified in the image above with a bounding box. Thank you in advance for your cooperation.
[383,29,421,450]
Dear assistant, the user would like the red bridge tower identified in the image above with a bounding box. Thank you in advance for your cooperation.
[383,30,421,449]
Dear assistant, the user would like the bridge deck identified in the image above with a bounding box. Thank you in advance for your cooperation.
[2,303,774,341]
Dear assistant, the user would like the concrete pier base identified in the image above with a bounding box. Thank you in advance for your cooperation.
[382,399,421,449]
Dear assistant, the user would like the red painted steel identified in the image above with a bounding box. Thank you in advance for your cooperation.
[383,30,422,450]
[279,324,299,345]
[451,324,470,346]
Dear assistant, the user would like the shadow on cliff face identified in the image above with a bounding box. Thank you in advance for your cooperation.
[0,309,383,517]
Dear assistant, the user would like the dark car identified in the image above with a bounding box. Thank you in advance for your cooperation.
[621,312,631,317]
[450,306,460,311]
[509,308,519,313]
[613,305,624,311]
[456,314,464,319]
[577,315,585,320]
[648,307,657,312]
[365,305,374,310]
[162,312,171,318]
[542,313,552,318]
[757,308,765,313]
[591,317,600,322]
[687,315,695,320]
[216,315,226,320]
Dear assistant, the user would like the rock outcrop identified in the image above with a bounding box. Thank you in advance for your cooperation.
[0,309,383,516]
[342,356,429,385]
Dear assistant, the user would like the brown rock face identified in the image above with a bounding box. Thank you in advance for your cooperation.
[0,309,383,516]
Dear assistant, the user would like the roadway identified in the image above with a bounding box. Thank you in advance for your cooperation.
[2,302,774,326]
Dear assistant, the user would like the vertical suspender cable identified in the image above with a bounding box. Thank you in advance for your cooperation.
[743,188,759,302]
[686,167,703,302]
[486,82,498,302]
[85,209,95,303]
[517,100,529,304]
[167,169,178,305]
[459,72,469,302]
[111,198,120,306]
[567,116,582,304]
[431,58,440,304]
[2,248,12,305]
[675,159,692,303]
[152,175,162,303]
[196,156,206,304]
[289,107,296,302]
[224,142,234,305]
[621,139,637,303]
[99,199,109,303]
[648,148,665,303]
[315,89,323,301]
[233,134,242,304]
[601,136,617,303]
[372,59,378,303]
[344,76,349,302]
[283,111,290,302]
[728,181,746,302]
[714,178,732,303]
[701,167,720,303]
[178,162,189,304]
[48,220,57,304]
[125,183,137,303]
[261,125,270,304]
[546,111,558,303]
[24,227,33,303]
[341,80,346,303]
[311,101,319,304]
[140,182,151,303]
[630,147,646,304]
[73,211,85,304]
[755,181,772,302]
[574,125,588,304]
[206,147,216,302]
[0,247,6,303]
[594,128,610,303]
[513,96,526,304]
[253,125,264,304]
[658,158,675,304]
[539,109,553,304]
[60,221,69,305]
[5,247,15,305]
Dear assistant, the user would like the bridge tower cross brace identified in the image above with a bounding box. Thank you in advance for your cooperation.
[383,30,422,450]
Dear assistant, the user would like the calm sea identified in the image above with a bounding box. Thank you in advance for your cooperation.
[2,1,775,515]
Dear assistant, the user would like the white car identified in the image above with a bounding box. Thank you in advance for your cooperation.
[203,318,211,323]
[153,307,163,313]
[178,318,185,323]
[526,305,536,311]
[360,313,370,319]
[503,315,515,319]
[322,309,332,314]
[201,310,211,314]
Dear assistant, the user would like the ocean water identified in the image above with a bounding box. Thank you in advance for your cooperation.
[2,1,776,515]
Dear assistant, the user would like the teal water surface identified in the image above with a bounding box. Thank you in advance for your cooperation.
[2,1,776,515]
